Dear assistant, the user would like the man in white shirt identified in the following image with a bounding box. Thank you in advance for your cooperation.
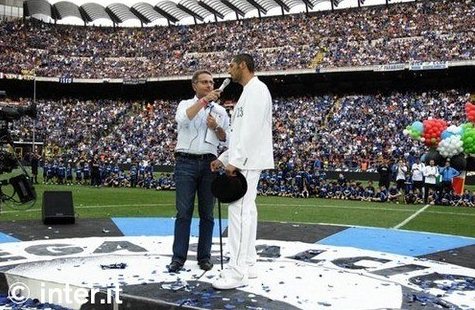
[169,70,230,273]
[422,159,440,204]
[411,157,425,193]
[395,159,408,193]
[210,54,274,289]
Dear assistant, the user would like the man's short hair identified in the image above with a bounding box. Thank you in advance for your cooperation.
[232,54,255,73]
[192,70,212,84]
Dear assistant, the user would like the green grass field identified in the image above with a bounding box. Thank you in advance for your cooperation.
[1,182,475,238]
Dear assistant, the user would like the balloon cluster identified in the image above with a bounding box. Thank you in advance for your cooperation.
[422,119,447,147]
[404,121,423,140]
[465,102,475,122]
[404,101,475,171]
[461,123,475,154]
[403,118,448,147]
[438,135,463,158]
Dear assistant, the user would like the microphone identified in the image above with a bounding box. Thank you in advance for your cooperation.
[210,78,230,110]
[218,78,230,92]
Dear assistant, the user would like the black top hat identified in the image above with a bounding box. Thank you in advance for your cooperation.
[211,171,248,203]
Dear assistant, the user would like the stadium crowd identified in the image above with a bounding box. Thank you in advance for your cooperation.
[6,89,471,207]
[11,89,470,169]
[0,0,474,78]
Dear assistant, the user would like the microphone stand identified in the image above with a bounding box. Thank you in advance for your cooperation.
[217,198,224,270]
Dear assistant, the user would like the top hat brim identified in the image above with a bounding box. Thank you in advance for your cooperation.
[211,171,248,203]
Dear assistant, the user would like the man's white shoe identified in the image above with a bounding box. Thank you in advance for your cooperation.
[212,275,248,290]
[248,266,258,279]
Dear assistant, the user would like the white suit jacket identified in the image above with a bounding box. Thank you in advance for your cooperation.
[219,77,274,170]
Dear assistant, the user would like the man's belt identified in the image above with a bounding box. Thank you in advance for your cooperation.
[175,152,216,160]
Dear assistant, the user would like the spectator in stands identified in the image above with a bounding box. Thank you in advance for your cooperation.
[168,70,228,274]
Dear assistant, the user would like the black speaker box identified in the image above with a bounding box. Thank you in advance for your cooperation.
[42,191,75,224]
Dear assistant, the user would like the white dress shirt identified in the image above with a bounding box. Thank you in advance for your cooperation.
[175,96,229,156]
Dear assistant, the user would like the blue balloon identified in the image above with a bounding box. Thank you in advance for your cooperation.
[411,121,423,133]
[441,130,453,140]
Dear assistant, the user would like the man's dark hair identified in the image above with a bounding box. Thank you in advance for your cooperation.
[191,70,212,84]
[232,54,255,73]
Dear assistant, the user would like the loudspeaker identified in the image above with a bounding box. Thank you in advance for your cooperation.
[42,191,75,224]
[9,174,36,203]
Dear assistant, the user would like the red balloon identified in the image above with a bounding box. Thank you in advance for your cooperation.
[466,102,475,121]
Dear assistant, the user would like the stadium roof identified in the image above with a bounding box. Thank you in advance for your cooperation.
[23,0,415,26]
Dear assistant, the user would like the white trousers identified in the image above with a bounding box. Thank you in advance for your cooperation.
[226,169,261,279]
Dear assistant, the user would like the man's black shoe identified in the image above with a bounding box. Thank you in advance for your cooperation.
[167,261,183,273]
[198,260,213,271]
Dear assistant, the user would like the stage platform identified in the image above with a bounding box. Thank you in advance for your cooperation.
[0,219,474,309]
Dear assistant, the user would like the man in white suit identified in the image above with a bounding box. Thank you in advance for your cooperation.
[210,54,274,289]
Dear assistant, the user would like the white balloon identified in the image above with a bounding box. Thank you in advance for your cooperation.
[447,125,462,135]
[437,135,463,158]
[447,125,458,133]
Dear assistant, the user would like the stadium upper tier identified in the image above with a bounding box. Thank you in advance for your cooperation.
[1,0,474,79]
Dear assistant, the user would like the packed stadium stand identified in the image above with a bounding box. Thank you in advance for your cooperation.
[0,0,474,78]
[7,89,471,168]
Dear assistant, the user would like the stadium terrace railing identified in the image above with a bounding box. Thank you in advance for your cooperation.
[1,60,474,84]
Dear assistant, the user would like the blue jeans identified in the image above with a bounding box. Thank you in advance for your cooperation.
[172,156,215,264]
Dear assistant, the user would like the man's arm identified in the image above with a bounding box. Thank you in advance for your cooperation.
[184,90,222,121]
[185,98,208,120]
[214,126,226,141]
